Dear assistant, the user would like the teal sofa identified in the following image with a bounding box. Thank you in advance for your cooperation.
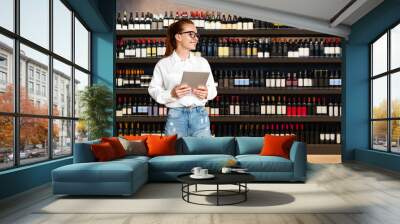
[52,137,307,196]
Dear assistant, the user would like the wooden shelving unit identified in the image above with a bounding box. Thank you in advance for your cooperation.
[115,27,343,155]
[307,144,341,155]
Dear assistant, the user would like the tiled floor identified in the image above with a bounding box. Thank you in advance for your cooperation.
[1,162,400,224]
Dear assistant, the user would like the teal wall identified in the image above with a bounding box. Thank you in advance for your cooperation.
[0,158,72,199]
[344,0,400,171]
[0,0,115,200]
[91,0,116,136]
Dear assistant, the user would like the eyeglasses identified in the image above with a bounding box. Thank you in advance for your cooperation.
[179,31,200,39]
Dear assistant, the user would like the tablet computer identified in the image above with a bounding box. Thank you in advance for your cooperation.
[180,71,210,89]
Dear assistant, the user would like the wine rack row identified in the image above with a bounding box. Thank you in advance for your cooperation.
[116,88,341,95]
[116,122,341,145]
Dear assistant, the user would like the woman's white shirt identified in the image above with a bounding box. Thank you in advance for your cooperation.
[148,51,217,107]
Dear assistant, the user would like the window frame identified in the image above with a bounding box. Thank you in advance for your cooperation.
[370,19,400,154]
[0,0,92,171]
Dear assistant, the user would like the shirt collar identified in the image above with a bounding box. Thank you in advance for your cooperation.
[171,50,193,63]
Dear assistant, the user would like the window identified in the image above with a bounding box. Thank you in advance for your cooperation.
[41,73,46,83]
[19,117,49,165]
[0,55,7,67]
[28,81,34,94]
[42,85,46,97]
[53,59,72,117]
[53,0,72,60]
[0,34,14,113]
[0,0,91,170]
[0,71,7,84]
[0,0,14,32]
[0,116,14,170]
[20,45,49,117]
[75,17,90,70]
[35,84,40,96]
[74,69,89,118]
[20,0,49,49]
[0,54,8,89]
[74,69,89,143]
[35,70,41,81]
[391,24,400,70]
[28,67,34,80]
[370,22,400,154]
[53,119,72,158]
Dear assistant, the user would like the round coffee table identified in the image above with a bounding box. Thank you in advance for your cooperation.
[177,173,255,206]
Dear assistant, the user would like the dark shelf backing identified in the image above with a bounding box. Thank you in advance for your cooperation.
[307,144,341,155]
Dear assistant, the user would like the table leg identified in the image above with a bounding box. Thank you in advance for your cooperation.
[181,184,183,199]
[195,184,197,192]
[187,184,190,202]
[217,184,219,206]
[245,183,247,201]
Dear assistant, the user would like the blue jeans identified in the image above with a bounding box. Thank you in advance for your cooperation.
[164,106,211,138]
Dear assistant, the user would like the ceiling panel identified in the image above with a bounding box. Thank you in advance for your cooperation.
[226,0,352,21]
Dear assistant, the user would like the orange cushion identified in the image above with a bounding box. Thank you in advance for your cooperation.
[146,135,177,157]
[259,135,296,159]
[123,135,149,141]
[101,137,126,158]
[91,142,117,162]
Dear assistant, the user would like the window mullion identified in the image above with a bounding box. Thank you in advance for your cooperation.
[370,45,373,149]
[48,0,54,160]
[387,30,391,152]
[13,0,21,167]
[71,10,76,154]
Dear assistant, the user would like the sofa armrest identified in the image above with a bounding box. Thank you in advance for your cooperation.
[73,140,100,163]
[289,141,307,181]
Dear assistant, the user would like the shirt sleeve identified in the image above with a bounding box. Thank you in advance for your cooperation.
[148,63,178,105]
[204,59,218,100]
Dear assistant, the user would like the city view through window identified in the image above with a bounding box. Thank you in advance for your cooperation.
[371,23,400,153]
[0,0,91,170]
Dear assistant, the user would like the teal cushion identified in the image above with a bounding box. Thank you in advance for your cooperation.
[179,137,236,155]
[235,137,264,155]
[73,139,101,163]
[149,154,235,172]
[117,155,150,163]
[236,155,293,172]
[53,159,147,183]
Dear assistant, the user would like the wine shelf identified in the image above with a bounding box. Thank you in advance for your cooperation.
[116,115,341,123]
[116,29,335,37]
[116,87,342,95]
[114,12,343,156]
[116,57,342,65]
[307,144,341,155]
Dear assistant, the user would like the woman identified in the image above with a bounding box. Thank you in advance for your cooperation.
[148,19,217,138]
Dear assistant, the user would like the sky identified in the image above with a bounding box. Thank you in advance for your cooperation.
[0,0,89,73]
[371,31,400,110]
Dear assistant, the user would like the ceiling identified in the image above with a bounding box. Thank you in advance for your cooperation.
[174,0,384,38]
